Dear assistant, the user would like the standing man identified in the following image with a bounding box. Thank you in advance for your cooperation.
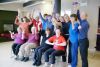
[77,9,89,67]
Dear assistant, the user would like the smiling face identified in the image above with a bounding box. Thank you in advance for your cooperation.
[64,14,70,22]
[80,11,87,20]
[70,17,76,23]
[55,28,61,37]
[70,14,77,23]
[31,27,36,34]
[22,17,27,22]
[45,28,51,35]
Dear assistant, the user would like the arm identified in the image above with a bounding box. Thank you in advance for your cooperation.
[56,42,66,46]
[38,22,42,32]
[39,12,45,23]
[9,31,15,39]
[28,21,33,25]
[77,10,81,21]
[72,23,79,32]
[14,16,20,25]
[78,22,89,31]
[52,17,62,27]
[45,40,54,45]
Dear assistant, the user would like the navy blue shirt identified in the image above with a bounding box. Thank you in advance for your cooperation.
[62,21,71,35]
[69,22,79,43]
[77,10,89,40]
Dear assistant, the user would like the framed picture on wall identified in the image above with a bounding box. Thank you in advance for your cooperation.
[3,23,14,32]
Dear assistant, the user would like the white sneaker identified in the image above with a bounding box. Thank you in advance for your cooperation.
[44,62,49,67]
[50,64,55,67]
[68,64,71,67]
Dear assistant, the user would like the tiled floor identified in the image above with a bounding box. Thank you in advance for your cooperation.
[0,41,100,67]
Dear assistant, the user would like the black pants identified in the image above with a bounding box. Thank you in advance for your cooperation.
[33,45,52,64]
[12,43,22,56]
[79,38,89,67]
[44,48,65,64]
[63,34,72,63]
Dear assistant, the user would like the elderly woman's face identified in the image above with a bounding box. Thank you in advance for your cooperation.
[80,12,87,20]
[31,27,36,34]
[55,29,61,37]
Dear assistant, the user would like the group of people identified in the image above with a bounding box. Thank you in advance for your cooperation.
[9,6,89,67]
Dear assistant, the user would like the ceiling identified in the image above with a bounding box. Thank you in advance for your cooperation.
[0,0,52,11]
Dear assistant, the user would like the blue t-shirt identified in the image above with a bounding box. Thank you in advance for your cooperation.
[39,13,53,31]
[69,22,79,43]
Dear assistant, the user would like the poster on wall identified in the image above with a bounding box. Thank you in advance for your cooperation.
[4,24,13,31]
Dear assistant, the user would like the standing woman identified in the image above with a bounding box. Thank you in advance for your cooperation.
[77,9,89,67]
[63,14,72,65]
[69,14,79,67]
[15,9,32,39]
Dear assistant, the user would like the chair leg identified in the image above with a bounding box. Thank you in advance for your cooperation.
[62,55,66,62]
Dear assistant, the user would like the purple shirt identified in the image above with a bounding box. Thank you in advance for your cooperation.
[14,33,24,44]
[27,34,39,43]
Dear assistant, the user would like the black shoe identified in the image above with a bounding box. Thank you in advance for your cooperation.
[20,57,25,61]
[36,62,41,66]
[23,57,29,62]
[33,61,37,65]
[15,55,19,60]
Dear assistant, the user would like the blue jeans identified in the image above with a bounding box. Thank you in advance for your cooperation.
[12,43,22,56]
[33,45,51,64]
[44,48,65,64]
[71,42,78,67]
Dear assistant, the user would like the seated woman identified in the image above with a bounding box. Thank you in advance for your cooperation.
[44,27,66,67]
[9,27,25,60]
[18,26,39,62]
[33,28,53,66]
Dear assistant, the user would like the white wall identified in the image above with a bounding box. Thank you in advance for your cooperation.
[0,3,23,11]
[23,1,53,17]
[61,0,100,49]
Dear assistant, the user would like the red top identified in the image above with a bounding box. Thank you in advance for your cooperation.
[15,16,32,38]
[31,19,42,32]
[48,35,66,51]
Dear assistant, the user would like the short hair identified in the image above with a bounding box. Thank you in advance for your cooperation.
[44,14,48,17]
[70,14,78,21]
[46,28,51,32]
[56,26,62,32]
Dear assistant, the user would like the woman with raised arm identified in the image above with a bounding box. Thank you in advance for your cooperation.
[15,9,32,39]
[69,14,79,67]
[9,27,25,60]
[18,26,39,62]
[77,7,89,67]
